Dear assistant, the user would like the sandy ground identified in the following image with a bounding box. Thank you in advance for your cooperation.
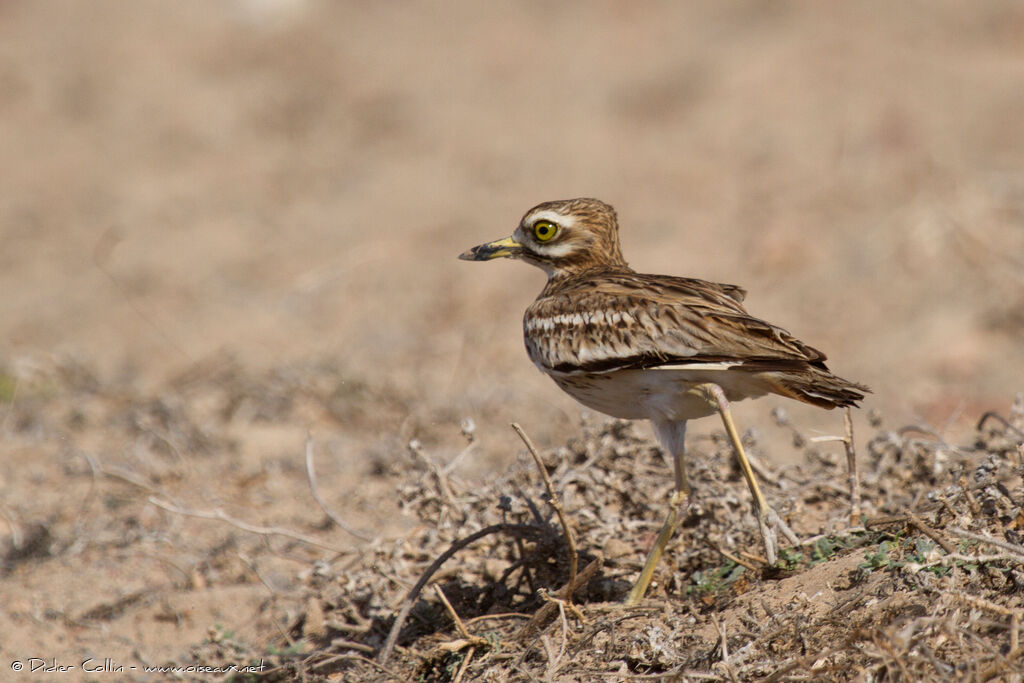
[1,0,1023,679]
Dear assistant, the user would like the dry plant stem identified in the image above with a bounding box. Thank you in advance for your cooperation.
[0,500,24,550]
[236,551,286,597]
[953,592,1022,622]
[923,552,1024,567]
[843,407,861,525]
[408,439,457,505]
[452,647,475,683]
[464,612,532,626]
[442,440,477,476]
[873,633,912,681]
[906,511,956,554]
[796,528,867,549]
[308,653,405,681]
[959,476,982,517]
[331,639,376,655]
[976,410,1024,440]
[537,593,571,678]
[947,527,1024,560]
[739,549,767,565]
[511,422,578,588]
[865,514,917,527]
[379,522,543,665]
[433,585,486,646]
[147,496,347,554]
[980,647,1023,682]
[711,543,760,572]
[538,588,586,623]
[97,459,177,500]
[304,434,373,541]
[515,554,603,643]
[762,645,839,683]
[713,617,732,674]
[809,407,861,526]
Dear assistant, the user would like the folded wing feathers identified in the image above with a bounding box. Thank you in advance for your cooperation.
[526,273,829,375]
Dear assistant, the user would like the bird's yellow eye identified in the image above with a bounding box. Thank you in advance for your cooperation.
[533,220,558,242]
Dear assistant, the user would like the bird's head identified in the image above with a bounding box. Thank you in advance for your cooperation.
[459,198,627,276]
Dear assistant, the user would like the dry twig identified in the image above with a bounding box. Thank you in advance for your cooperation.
[408,439,458,505]
[147,497,347,554]
[906,510,955,555]
[809,407,860,525]
[379,523,546,665]
[946,527,1024,561]
[434,585,486,647]
[515,554,603,643]
[512,422,579,590]
[304,434,373,541]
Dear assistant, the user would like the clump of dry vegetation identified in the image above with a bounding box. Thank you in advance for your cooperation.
[2,358,1022,680]
[237,396,1024,681]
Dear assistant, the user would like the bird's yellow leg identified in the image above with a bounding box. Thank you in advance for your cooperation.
[696,383,799,566]
[625,490,687,605]
[625,435,690,605]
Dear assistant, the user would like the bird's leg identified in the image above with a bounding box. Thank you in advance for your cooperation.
[697,383,799,566]
[626,421,690,605]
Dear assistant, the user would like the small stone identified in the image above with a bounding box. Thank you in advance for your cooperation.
[604,538,633,559]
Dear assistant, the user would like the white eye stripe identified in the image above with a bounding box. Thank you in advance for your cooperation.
[535,241,577,257]
[525,209,576,231]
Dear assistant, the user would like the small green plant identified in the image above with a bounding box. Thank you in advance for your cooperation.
[266,640,306,656]
[809,536,844,565]
[208,623,236,643]
[688,561,745,595]
[860,539,899,571]
[858,535,995,578]
[778,546,804,569]
[444,651,466,679]
[483,631,502,652]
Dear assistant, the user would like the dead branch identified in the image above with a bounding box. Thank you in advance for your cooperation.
[148,496,347,554]
[512,422,579,590]
[515,553,603,643]
[434,585,486,647]
[946,527,1024,561]
[379,522,547,665]
[809,407,860,525]
[304,433,373,541]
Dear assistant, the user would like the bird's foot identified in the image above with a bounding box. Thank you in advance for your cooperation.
[756,505,800,566]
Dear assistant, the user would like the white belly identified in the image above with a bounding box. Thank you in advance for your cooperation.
[548,367,772,421]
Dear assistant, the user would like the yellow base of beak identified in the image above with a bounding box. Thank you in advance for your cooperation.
[458,235,523,261]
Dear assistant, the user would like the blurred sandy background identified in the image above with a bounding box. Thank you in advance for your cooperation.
[1,0,1023,668]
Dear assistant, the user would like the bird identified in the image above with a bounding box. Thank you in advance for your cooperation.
[459,198,868,603]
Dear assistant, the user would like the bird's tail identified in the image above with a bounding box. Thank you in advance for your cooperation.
[761,364,869,409]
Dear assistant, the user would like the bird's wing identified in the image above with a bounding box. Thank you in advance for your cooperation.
[524,272,826,374]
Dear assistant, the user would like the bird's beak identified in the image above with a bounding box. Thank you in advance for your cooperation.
[458,235,523,261]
